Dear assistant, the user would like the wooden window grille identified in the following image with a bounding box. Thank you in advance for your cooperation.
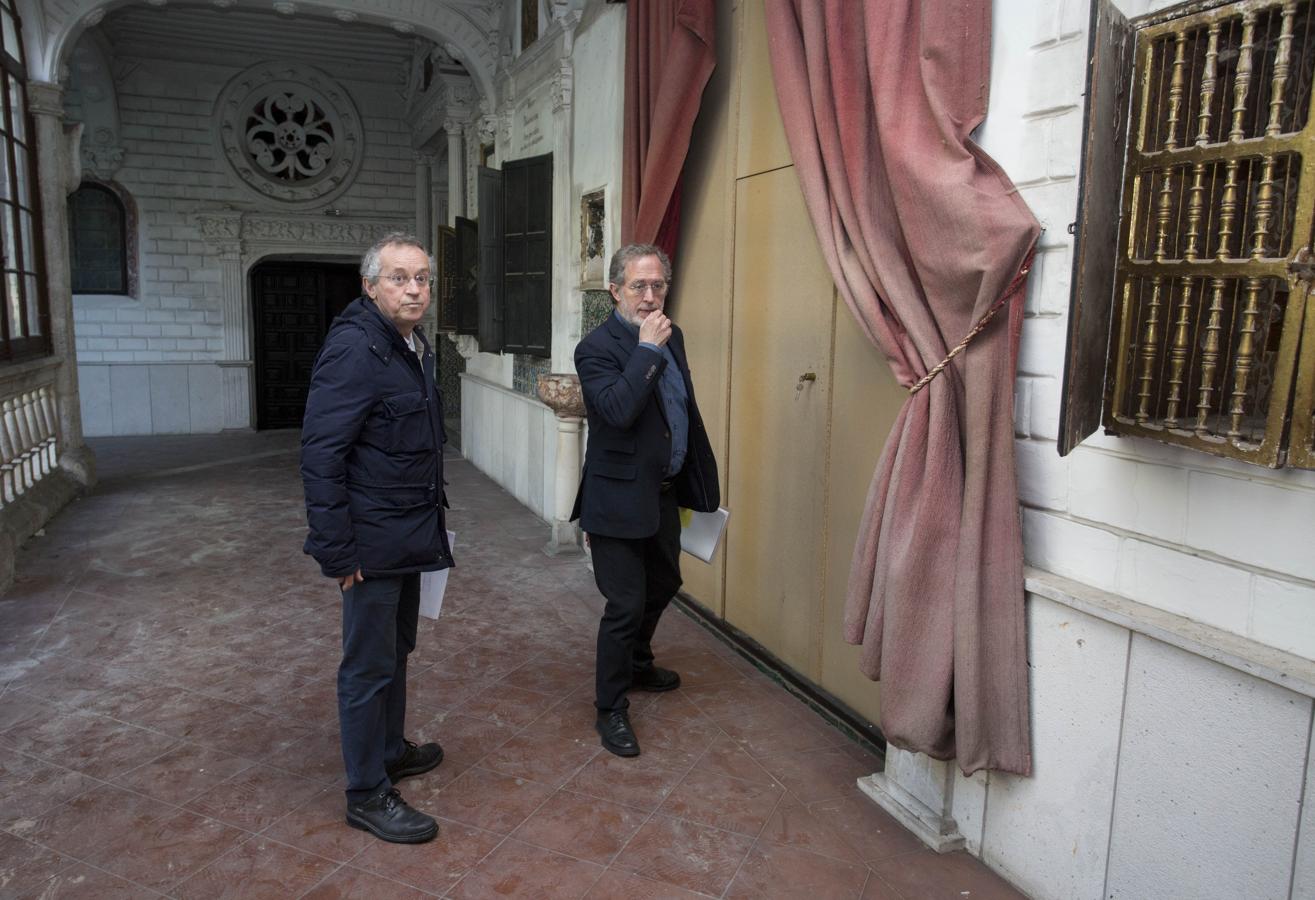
[1064,0,1315,469]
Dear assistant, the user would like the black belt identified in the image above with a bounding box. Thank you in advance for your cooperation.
[660,479,675,492]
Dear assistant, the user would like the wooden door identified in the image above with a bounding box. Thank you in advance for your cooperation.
[724,167,837,674]
[252,262,359,430]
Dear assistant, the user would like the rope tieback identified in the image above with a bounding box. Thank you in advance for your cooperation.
[908,251,1036,396]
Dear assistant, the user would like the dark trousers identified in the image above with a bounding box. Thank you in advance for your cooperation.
[590,490,682,713]
[338,573,419,803]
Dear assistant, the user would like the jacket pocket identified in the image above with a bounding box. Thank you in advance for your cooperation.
[591,461,636,481]
[596,436,636,454]
[366,391,434,453]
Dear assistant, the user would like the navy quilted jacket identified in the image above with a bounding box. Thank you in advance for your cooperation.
[300,297,453,578]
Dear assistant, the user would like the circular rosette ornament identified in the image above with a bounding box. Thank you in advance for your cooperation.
[215,63,363,208]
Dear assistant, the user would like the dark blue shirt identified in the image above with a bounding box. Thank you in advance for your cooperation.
[615,310,688,476]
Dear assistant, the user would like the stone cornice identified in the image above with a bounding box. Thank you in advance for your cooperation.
[196,211,411,250]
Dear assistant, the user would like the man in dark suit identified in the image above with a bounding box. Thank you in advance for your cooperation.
[571,243,721,757]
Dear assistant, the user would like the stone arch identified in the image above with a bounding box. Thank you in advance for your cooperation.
[41,0,498,105]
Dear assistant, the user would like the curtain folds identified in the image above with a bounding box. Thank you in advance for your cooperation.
[764,0,1040,775]
[621,0,716,261]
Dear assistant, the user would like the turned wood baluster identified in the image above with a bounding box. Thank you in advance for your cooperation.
[1165,31,1188,150]
[1227,3,1296,438]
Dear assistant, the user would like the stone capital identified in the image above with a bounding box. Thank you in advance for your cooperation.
[26,82,65,118]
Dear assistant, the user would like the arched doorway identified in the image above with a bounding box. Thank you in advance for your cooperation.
[250,258,361,430]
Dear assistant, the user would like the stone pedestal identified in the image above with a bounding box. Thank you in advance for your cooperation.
[537,373,584,556]
[858,747,966,853]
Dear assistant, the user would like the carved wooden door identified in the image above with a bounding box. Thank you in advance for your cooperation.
[252,262,359,430]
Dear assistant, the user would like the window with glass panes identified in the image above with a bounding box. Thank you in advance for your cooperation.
[0,0,45,361]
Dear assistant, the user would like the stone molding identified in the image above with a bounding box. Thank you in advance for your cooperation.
[195,211,409,252]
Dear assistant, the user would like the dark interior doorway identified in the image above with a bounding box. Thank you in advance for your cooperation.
[251,260,361,430]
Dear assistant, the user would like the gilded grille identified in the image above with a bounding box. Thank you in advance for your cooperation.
[1110,0,1315,467]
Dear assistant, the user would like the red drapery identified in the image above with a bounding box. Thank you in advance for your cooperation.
[621,0,716,261]
[764,0,1039,775]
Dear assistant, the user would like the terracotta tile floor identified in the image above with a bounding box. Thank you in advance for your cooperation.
[0,432,1029,899]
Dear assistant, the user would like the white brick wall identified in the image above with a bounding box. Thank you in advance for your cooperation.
[983,0,1315,660]
[71,58,415,367]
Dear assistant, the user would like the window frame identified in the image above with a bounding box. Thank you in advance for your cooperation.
[69,182,130,296]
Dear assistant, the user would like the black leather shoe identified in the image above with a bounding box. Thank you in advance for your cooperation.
[385,739,444,783]
[346,788,438,844]
[596,710,640,757]
[631,666,681,692]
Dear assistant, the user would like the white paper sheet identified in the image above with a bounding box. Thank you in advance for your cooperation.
[419,530,457,619]
[679,507,729,563]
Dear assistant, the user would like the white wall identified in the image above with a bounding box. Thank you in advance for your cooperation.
[69,54,416,434]
[980,0,1315,661]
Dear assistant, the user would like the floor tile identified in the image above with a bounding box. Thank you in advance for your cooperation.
[479,730,601,788]
[261,786,373,863]
[299,865,433,899]
[807,795,928,865]
[171,837,339,900]
[185,764,323,832]
[8,783,167,859]
[19,862,163,898]
[757,745,881,804]
[658,768,784,836]
[512,789,651,865]
[452,682,559,730]
[584,869,711,899]
[757,796,866,864]
[871,849,1030,900]
[565,754,687,812]
[723,840,869,899]
[84,808,248,893]
[447,838,604,899]
[429,766,554,834]
[348,817,502,895]
[612,815,754,897]
[0,832,75,897]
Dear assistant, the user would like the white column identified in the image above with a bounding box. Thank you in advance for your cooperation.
[858,748,967,853]
[443,120,463,227]
[414,152,434,241]
[545,413,583,554]
[28,82,94,485]
[215,239,253,430]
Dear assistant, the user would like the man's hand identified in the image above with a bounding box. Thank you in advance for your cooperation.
[337,569,364,590]
[639,311,672,348]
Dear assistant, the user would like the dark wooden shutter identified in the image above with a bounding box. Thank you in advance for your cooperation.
[502,152,552,358]
[477,165,504,352]
[455,215,479,335]
[1058,0,1134,456]
[435,224,458,331]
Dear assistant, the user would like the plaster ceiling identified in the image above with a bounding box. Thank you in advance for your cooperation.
[90,3,476,86]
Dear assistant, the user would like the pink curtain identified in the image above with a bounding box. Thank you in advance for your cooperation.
[621,0,716,261]
[765,0,1039,775]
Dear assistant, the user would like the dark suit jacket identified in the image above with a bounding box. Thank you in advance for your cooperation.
[570,314,720,539]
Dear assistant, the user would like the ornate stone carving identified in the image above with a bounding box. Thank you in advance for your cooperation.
[273,1,296,14]
[552,61,573,114]
[536,373,585,418]
[213,62,363,209]
[196,211,409,250]
[81,126,125,181]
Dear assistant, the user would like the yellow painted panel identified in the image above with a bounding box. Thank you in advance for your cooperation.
[725,166,834,674]
[735,0,792,180]
[672,0,739,616]
[818,299,906,725]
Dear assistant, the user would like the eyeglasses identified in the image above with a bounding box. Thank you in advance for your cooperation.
[625,280,669,296]
[383,272,432,288]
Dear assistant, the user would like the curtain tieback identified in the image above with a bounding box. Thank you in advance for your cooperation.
[908,250,1036,397]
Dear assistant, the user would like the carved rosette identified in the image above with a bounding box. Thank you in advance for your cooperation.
[537,373,585,419]
[214,62,364,209]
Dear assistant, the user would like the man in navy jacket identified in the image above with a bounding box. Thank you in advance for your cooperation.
[572,243,720,757]
[301,232,451,844]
